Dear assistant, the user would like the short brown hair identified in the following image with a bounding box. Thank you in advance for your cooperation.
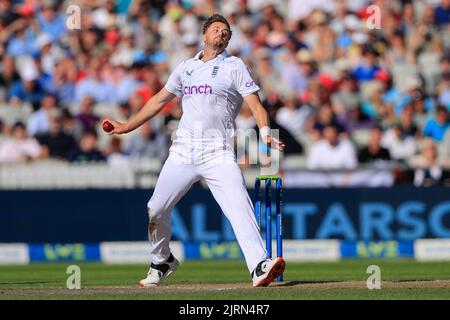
[202,14,232,36]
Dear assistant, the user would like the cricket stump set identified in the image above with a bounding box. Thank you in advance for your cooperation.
[254,175,283,282]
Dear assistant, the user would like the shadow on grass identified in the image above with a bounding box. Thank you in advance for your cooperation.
[277,278,444,287]
[0,281,55,285]
[276,280,345,287]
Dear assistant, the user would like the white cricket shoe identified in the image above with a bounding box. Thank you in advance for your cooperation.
[252,257,285,287]
[138,254,179,287]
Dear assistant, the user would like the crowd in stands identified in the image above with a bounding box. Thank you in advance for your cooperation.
[0,0,450,186]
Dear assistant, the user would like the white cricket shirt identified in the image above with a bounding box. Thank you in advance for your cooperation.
[164,50,260,162]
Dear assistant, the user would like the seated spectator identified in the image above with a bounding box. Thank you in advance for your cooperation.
[115,62,145,104]
[361,77,400,130]
[124,121,169,160]
[394,78,434,116]
[34,50,57,97]
[0,56,21,103]
[260,99,304,155]
[358,127,391,164]
[8,66,45,108]
[52,56,77,105]
[59,108,84,143]
[440,51,450,77]
[378,103,399,130]
[128,91,146,114]
[135,64,163,102]
[381,124,416,161]
[376,70,404,114]
[75,95,100,132]
[254,47,284,100]
[352,45,380,82]
[275,93,313,138]
[35,116,76,160]
[423,105,450,142]
[331,72,360,113]
[105,136,130,168]
[235,93,304,161]
[266,12,288,50]
[67,129,105,162]
[287,20,308,52]
[307,125,357,170]
[296,49,318,79]
[6,17,38,57]
[435,0,450,26]
[27,94,59,136]
[35,33,63,75]
[398,104,420,138]
[75,58,116,103]
[281,48,314,94]
[410,139,446,187]
[385,30,409,67]
[309,103,345,141]
[436,71,450,109]
[361,81,390,122]
[0,119,5,135]
[111,31,136,68]
[0,122,44,163]
[37,0,66,40]
[337,104,376,134]
[411,90,433,130]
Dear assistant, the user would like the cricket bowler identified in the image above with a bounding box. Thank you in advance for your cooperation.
[103,14,286,287]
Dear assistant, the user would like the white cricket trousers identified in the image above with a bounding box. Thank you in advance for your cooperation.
[146,151,267,273]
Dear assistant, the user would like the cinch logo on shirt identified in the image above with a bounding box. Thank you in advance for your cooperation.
[184,84,213,95]
[245,81,255,87]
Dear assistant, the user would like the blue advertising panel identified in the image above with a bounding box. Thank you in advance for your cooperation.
[0,187,449,242]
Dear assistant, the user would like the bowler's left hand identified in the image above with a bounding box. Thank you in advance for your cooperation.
[263,136,286,152]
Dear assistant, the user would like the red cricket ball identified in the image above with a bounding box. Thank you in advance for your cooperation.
[102,121,114,132]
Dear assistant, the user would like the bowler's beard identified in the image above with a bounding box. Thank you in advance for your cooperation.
[211,37,229,51]
[212,43,227,52]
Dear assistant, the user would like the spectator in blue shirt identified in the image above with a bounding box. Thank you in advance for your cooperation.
[9,71,45,109]
[52,56,77,105]
[6,19,38,57]
[37,0,66,41]
[423,106,450,141]
[75,59,116,103]
[352,45,380,82]
[115,62,145,104]
[435,0,450,26]
[0,56,21,102]
[27,94,59,136]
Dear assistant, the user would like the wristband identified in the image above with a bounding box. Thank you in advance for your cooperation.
[260,126,271,139]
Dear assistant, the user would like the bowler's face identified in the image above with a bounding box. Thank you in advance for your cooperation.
[203,22,231,50]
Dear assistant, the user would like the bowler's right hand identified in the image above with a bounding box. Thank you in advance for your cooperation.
[102,118,130,135]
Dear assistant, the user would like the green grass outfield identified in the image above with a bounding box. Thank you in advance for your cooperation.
[1,259,450,300]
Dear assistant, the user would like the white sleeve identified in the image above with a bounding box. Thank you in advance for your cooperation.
[231,59,260,97]
[343,141,357,169]
[26,115,38,136]
[0,142,11,161]
[25,139,42,158]
[164,61,184,97]
[307,144,320,169]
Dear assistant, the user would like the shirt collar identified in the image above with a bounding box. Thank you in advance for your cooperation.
[194,49,230,61]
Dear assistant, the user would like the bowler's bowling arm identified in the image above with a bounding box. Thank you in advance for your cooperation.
[122,88,176,133]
